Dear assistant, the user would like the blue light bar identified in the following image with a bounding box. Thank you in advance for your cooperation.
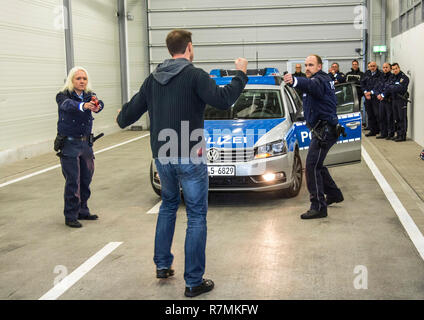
[210,68,280,78]
[214,76,280,86]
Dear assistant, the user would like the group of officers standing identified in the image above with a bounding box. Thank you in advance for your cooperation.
[294,59,410,142]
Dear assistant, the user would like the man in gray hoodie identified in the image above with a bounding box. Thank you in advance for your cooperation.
[117,29,248,297]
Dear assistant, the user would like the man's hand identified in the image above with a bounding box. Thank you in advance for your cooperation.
[283,73,293,85]
[235,58,248,74]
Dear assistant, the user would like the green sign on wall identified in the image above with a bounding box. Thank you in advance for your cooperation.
[373,45,387,53]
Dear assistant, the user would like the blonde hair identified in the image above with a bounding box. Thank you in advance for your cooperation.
[61,66,92,93]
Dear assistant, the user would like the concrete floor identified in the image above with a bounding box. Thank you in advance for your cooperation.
[1,130,424,300]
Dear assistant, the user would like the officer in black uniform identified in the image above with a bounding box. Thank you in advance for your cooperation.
[293,63,306,98]
[375,63,393,139]
[361,62,372,129]
[329,62,346,84]
[55,67,104,228]
[386,63,410,142]
[361,61,382,136]
[346,60,364,87]
[284,54,344,220]
[346,59,365,124]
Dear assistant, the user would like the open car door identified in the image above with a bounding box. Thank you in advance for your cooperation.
[326,82,362,166]
[288,82,362,167]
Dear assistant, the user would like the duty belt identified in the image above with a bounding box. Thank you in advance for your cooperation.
[67,136,89,141]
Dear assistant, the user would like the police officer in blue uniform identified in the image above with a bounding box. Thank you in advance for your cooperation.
[361,62,372,129]
[284,54,344,219]
[329,62,346,84]
[375,63,394,139]
[386,63,410,142]
[361,61,382,136]
[55,67,104,228]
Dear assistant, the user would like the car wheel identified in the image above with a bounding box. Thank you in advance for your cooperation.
[150,162,161,197]
[282,151,302,198]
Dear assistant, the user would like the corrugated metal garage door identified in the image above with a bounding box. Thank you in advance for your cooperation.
[0,0,66,158]
[72,0,122,134]
[148,0,364,74]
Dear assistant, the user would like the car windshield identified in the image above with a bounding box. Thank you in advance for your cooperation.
[205,89,284,120]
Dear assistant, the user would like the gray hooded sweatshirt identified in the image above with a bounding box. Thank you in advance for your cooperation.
[152,58,192,85]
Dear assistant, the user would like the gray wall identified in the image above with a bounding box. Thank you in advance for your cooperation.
[148,0,365,74]
[0,0,149,165]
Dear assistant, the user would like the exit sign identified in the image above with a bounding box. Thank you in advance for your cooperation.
[373,45,387,53]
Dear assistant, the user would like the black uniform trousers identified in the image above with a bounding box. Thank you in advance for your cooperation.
[392,98,408,138]
[305,125,342,212]
[366,96,380,134]
[60,138,95,222]
[379,99,391,137]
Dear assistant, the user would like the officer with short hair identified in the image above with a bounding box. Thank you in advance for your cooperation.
[375,63,394,139]
[346,60,364,85]
[361,61,382,136]
[386,63,410,142]
[329,62,346,84]
[284,54,344,220]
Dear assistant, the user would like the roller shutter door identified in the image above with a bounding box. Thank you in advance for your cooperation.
[0,0,66,158]
[147,0,364,73]
[72,0,122,134]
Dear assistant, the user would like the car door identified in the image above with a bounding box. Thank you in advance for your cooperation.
[286,82,361,167]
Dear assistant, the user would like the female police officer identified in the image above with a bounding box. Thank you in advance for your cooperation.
[56,67,104,228]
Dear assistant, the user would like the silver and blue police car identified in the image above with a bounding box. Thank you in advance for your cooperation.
[150,68,362,197]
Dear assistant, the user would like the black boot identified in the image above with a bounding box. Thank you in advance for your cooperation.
[326,193,344,206]
[395,135,406,142]
[300,208,327,219]
[65,220,82,228]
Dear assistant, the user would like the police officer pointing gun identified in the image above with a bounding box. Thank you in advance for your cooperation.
[55,66,104,228]
[284,54,344,220]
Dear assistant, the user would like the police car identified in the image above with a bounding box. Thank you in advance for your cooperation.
[150,68,361,197]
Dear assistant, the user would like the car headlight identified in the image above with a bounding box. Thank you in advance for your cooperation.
[254,140,287,159]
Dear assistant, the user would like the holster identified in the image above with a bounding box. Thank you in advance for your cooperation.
[54,134,66,157]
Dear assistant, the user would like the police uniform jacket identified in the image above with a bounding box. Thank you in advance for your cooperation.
[329,72,346,84]
[293,72,306,78]
[292,70,338,128]
[384,71,409,102]
[346,68,364,84]
[361,69,382,96]
[375,72,394,100]
[56,90,104,137]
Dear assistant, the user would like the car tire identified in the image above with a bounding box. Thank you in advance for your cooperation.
[150,162,161,197]
[281,150,302,198]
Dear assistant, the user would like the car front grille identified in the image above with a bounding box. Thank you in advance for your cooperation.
[207,148,255,163]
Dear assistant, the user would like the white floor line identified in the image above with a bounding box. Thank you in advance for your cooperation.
[362,145,424,261]
[0,133,150,189]
[39,242,122,300]
[147,201,162,214]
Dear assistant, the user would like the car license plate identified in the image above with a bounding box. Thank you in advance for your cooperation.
[208,165,235,176]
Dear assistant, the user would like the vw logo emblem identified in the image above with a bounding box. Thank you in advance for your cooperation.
[207,148,220,162]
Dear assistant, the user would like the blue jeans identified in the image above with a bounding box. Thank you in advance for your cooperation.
[154,158,208,287]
